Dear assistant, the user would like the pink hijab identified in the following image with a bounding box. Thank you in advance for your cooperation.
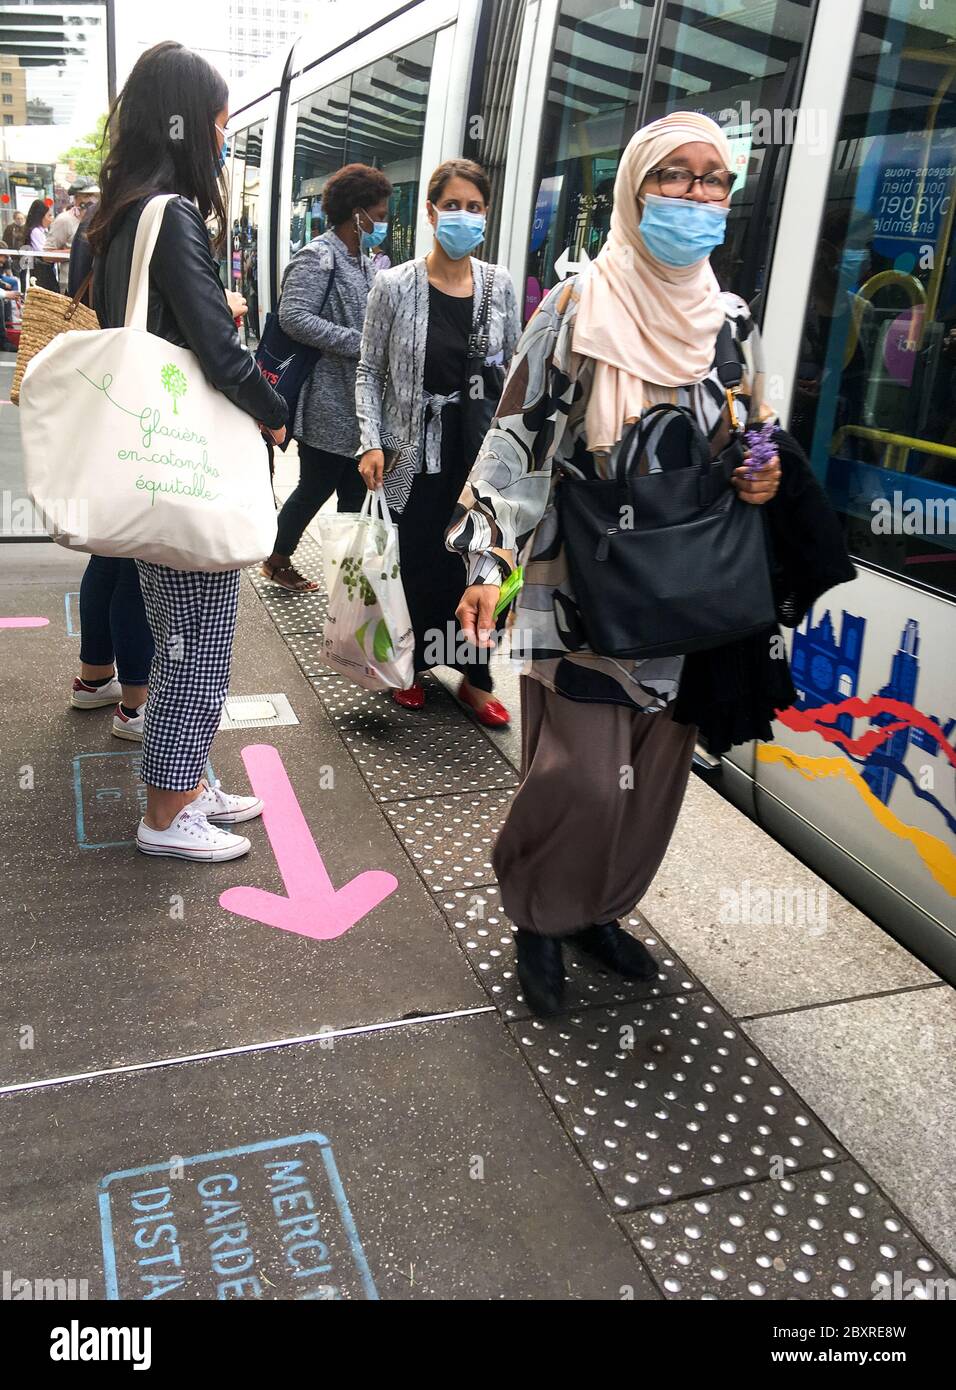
[572,112,735,453]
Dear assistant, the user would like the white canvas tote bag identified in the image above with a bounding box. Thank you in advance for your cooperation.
[19,194,277,571]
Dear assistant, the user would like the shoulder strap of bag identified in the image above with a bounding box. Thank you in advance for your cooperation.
[467,263,496,361]
[714,318,744,426]
[615,402,708,485]
[124,194,178,330]
[317,253,336,317]
[65,269,94,321]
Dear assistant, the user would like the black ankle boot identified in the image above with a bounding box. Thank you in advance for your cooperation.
[514,929,566,1018]
[572,921,658,980]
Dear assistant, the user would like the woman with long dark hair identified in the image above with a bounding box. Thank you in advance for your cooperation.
[87,42,288,862]
[24,199,52,253]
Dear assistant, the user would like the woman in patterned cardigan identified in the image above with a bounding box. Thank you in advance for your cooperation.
[356,159,521,725]
[447,115,785,1017]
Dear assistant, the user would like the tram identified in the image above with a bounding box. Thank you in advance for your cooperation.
[224,0,956,980]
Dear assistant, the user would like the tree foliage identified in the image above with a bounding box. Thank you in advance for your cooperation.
[60,114,109,179]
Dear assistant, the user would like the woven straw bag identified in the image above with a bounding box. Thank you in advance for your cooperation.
[10,272,99,404]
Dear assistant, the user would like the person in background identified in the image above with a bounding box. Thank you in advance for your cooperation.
[356,158,520,725]
[88,40,288,862]
[7,210,26,250]
[44,178,100,290]
[0,234,18,339]
[260,162,392,592]
[0,237,17,293]
[22,199,56,290]
[24,200,51,252]
[63,185,156,738]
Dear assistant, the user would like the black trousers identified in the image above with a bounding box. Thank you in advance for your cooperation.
[274,442,366,556]
[395,404,495,692]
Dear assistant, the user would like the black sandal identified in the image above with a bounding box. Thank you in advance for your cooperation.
[260,560,319,593]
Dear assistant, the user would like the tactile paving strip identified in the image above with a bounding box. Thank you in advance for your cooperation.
[252,585,329,636]
[510,995,843,1211]
[284,629,334,679]
[624,1163,953,1300]
[313,674,519,802]
[383,789,515,895]
[440,885,702,1021]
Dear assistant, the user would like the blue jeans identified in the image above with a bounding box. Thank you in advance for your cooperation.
[78,555,154,686]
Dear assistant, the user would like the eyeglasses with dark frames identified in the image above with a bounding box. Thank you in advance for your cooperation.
[649,167,737,199]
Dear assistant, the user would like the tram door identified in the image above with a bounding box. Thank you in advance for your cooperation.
[758,0,956,939]
[230,123,266,348]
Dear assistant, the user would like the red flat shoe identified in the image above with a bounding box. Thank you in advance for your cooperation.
[392,683,425,710]
[458,682,511,727]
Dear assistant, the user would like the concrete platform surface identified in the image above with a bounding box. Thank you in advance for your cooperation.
[0,465,953,1299]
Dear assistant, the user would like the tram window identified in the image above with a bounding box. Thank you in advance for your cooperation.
[290,34,435,267]
[646,0,815,303]
[291,77,350,253]
[789,0,956,599]
[229,123,264,347]
[524,0,814,319]
[525,0,655,319]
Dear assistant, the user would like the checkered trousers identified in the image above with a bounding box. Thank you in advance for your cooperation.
[135,562,241,791]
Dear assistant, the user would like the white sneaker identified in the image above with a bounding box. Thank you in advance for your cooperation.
[136,807,251,861]
[71,675,122,709]
[191,778,264,825]
[112,701,146,741]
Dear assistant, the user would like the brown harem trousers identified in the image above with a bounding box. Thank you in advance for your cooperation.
[492,676,698,937]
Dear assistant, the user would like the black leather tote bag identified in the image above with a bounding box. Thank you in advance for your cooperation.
[556,337,776,660]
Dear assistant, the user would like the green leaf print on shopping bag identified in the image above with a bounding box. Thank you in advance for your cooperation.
[160,362,188,415]
[355,618,394,662]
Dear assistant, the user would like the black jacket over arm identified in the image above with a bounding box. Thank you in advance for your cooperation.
[92,195,286,430]
[673,429,857,756]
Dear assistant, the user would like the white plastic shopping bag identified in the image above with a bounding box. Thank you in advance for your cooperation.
[19,195,276,571]
[317,488,415,691]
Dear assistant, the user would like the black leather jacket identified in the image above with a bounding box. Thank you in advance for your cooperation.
[92,194,286,430]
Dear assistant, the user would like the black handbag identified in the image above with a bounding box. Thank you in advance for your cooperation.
[556,325,776,660]
[254,258,335,451]
[460,264,506,466]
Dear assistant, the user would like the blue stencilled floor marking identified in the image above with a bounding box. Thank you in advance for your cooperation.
[72,752,215,849]
[98,1133,378,1301]
[64,591,80,636]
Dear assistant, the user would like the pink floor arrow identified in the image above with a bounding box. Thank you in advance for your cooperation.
[0,617,49,628]
[219,743,398,940]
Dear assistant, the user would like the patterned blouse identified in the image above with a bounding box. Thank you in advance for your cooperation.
[446,275,776,711]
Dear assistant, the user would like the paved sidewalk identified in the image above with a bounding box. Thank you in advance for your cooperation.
[0,524,953,1301]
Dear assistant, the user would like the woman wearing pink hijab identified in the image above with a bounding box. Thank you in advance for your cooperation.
[447,113,785,1017]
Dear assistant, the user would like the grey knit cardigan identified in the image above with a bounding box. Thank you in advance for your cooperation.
[278,229,377,457]
[355,256,520,477]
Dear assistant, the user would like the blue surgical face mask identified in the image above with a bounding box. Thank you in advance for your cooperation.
[435,209,486,260]
[637,192,729,267]
[215,123,230,173]
[357,212,388,252]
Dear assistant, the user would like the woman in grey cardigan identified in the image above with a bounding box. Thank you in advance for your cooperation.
[262,164,392,591]
[356,159,520,724]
